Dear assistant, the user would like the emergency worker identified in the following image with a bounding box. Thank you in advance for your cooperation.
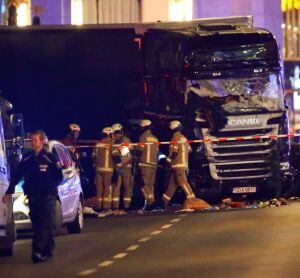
[111,123,133,210]
[2,130,63,263]
[162,121,209,209]
[135,119,159,210]
[93,127,114,212]
[62,123,81,161]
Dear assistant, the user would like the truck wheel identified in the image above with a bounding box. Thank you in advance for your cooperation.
[53,200,63,237]
[0,247,13,257]
[67,201,83,234]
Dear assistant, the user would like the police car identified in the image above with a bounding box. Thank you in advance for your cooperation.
[13,141,84,235]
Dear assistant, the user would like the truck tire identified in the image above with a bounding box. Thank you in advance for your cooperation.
[67,201,83,234]
[53,200,63,237]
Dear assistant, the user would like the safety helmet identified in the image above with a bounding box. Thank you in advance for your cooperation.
[102,127,113,135]
[169,120,182,130]
[69,123,81,132]
[111,123,123,132]
[139,119,152,128]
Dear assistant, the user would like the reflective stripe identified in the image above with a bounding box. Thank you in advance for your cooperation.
[113,198,119,202]
[23,155,33,162]
[163,194,171,201]
[139,163,157,168]
[182,184,192,196]
[171,164,188,169]
[105,149,109,169]
[98,198,103,201]
[96,167,113,172]
[187,194,195,199]
[123,197,131,201]
[182,144,186,166]
[43,155,53,164]
[109,186,112,202]
[146,145,150,164]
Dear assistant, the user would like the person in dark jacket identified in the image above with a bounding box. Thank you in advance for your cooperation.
[2,130,63,263]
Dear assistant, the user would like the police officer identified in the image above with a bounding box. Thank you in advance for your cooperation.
[93,127,114,213]
[111,123,133,211]
[135,119,159,210]
[162,121,207,209]
[2,130,63,263]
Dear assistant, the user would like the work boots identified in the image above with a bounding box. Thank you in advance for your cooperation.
[183,197,211,210]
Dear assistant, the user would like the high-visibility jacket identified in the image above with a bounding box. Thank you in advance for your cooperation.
[94,137,114,172]
[137,130,159,167]
[168,131,191,170]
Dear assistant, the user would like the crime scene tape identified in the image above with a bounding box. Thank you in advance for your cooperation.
[65,133,300,149]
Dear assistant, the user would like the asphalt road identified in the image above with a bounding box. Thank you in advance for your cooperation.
[2,202,300,278]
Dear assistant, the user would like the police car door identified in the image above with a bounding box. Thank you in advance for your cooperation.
[53,144,80,218]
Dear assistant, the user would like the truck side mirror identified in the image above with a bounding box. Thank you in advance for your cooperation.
[10,113,24,138]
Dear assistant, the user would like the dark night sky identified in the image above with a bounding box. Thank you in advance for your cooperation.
[0,27,144,139]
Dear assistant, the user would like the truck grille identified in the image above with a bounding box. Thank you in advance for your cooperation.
[202,113,282,181]
[13,212,29,221]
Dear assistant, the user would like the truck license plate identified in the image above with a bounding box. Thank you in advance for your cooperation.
[233,187,256,194]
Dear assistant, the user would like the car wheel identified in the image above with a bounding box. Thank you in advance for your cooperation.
[53,200,63,237]
[67,201,83,234]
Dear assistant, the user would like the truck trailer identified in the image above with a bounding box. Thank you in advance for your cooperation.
[0,16,289,200]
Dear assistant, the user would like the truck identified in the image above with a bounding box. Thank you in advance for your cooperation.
[0,16,289,202]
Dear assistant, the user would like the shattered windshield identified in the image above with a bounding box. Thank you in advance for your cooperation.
[186,73,284,112]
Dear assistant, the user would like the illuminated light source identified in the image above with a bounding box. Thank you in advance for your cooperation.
[294,92,300,110]
[17,3,30,26]
[282,0,300,12]
[71,0,83,25]
[169,0,193,21]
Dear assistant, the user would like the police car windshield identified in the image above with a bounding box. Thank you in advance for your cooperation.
[188,73,284,113]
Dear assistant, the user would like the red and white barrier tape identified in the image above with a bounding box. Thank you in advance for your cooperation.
[65,133,300,149]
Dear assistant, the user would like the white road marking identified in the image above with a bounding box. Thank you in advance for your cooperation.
[150,230,162,235]
[138,237,151,242]
[78,269,97,276]
[161,224,173,229]
[171,218,181,223]
[78,215,187,275]
[113,253,128,259]
[98,260,114,267]
[127,245,140,251]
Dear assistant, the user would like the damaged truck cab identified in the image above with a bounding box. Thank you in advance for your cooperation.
[142,16,288,199]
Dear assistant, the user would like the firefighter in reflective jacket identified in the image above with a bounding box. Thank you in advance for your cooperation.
[93,127,114,211]
[136,119,159,210]
[162,121,209,209]
[111,123,133,210]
